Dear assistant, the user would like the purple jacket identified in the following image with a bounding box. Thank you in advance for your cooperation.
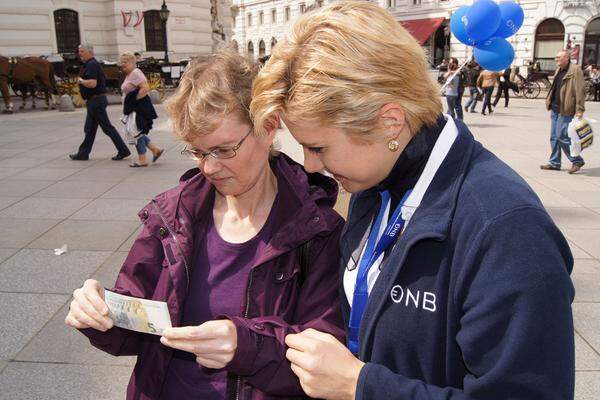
[80,154,345,400]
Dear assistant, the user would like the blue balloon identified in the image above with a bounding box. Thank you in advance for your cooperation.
[474,37,515,71]
[465,0,501,43]
[450,6,475,46]
[494,1,524,39]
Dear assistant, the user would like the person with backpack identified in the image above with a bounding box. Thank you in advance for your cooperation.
[65,49,345,400]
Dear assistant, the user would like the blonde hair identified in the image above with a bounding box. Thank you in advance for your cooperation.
[250,1,442,138]
[166,49,258,143]
[119,53,136,65]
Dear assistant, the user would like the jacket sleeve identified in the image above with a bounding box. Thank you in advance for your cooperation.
[221,221,346,396]
[355,207,575,400]
[79,220,165,356]
[574,67,586,114]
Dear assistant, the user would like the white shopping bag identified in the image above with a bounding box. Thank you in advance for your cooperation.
[120,113,141,145]
[568,117,594,157]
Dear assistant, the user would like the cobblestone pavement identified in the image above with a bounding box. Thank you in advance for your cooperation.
[0,96,598,399]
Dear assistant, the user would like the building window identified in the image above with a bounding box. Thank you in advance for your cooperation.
[534,18,565,71]
[248,41,254,60]
[413,0,421,5]
[144,10,165,52]
[300,3,306,13]
[272,8,276,23]
[259,11,264,25]
[285,7,290,21]
[259,40,266,57]
[54,9,80,54]
[387,0,396,8]
[247,13,252,26]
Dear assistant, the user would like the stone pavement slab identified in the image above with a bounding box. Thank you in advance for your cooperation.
[0,248,17,264]
[573,303,600,353]
[69,198,149,221]
[0,293,68,359]
[27,220,140,251]
[0,167,24,180]
[546,208,600,230]
[0,197,91,219]
[33,180,118,199]
[0,179,55,197]
[576,333,600,371]
[575,372,600,400]
[10,166,83,181]
[15,303,136,366]
[92,251,128,287]
[100,179,174,200]
[0,363,132,400]
[0,249,111,294]
[0,197,22,211]
[0,218,59,248]
[574,259,600,274]
[563,229,600,259]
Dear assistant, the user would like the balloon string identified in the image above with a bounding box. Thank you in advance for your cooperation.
[439,55,473,93]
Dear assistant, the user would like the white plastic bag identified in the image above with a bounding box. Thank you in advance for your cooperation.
[568,117,594,157]
[120,113,140,145]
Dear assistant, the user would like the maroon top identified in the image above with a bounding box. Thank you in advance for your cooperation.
[162,194,279,399]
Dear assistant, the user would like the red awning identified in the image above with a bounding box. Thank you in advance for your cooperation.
[400,17,445,45]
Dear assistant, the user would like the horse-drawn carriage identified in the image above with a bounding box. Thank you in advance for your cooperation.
[0,53,189,113]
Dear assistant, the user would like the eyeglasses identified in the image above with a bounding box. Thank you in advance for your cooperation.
[181,127,253,161]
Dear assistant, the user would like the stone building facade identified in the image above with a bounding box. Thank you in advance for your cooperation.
[232,0,600,71]
[0,0,233,61]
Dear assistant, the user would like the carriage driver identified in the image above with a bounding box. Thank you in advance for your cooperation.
[69,43,131,161]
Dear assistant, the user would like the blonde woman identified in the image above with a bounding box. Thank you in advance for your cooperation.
[251,2,575,399]
[66,50,344,400]
[119,53,164,167]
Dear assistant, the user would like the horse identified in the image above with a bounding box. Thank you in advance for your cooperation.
[0,56,59,113]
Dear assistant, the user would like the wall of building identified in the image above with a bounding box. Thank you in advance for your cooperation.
[0,0,230,61]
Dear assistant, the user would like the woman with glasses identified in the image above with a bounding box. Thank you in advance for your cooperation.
[65,49,345,400]
[251,2,575,399]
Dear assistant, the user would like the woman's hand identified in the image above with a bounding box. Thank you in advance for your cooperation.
[285,329,365,400]
[161,320,238,369]
[65,279,114,331]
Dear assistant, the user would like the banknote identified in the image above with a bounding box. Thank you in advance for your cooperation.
[104,290,172,335]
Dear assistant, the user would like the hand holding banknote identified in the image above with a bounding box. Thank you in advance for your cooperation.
[65,279,114,332]
[161,320,238,369]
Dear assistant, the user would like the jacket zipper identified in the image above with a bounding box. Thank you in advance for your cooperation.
[234,268,255,400]
[151,200,191,289]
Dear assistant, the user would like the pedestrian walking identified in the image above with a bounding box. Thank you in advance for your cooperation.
[444,63,463,120]
[451,58,466,108]
[65,49,345,400]
[540,49,586,174]
[492,67,511,107]
[464,61,481,113]
[118,53,163,168]
[251,2,575,399]
[69,43,131,161]
[477,69,498,115]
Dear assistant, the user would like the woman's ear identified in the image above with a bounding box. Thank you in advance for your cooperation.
[262,114,280,138]
[378,103,407,140]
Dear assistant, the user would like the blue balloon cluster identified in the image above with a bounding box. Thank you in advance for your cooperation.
[450,0,524,71]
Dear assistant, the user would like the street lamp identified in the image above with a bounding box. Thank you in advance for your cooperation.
[159,0,170,62]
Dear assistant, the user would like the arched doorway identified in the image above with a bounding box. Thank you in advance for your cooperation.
[54,9,80,54]
[534,18,565,71]
[584,17,600,67]
[259,40,266,57]
[247,41,254,60]
[432,23,450,67]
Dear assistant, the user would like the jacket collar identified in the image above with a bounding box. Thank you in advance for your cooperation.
[153,152,340,258]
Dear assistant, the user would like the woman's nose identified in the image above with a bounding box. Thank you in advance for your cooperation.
[199,156,221,175]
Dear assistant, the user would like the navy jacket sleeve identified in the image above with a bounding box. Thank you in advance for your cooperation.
[356,207,575,400]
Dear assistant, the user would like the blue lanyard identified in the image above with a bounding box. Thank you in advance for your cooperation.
[347,189,412,355]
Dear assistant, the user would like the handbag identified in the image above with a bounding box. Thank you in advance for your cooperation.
[568,117,594,156]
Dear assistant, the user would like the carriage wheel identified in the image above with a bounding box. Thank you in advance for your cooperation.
[522,81,541,99]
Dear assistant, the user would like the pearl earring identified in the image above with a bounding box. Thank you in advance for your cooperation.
[388,139,400,152]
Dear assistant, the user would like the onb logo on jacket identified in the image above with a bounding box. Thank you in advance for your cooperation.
[390,285,437,312]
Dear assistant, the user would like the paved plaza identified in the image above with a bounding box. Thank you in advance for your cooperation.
[0,96,598,399]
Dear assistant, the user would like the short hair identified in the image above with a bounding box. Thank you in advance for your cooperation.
[119,53,136,65]
[250,1,442,139]
[79,43,94,54]
[134,52,141,56]
[165,49,258,143]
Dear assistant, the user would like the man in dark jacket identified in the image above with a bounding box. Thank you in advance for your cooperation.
[492,67,511,107]
[69,43,130,161]
[463,61,481,113]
